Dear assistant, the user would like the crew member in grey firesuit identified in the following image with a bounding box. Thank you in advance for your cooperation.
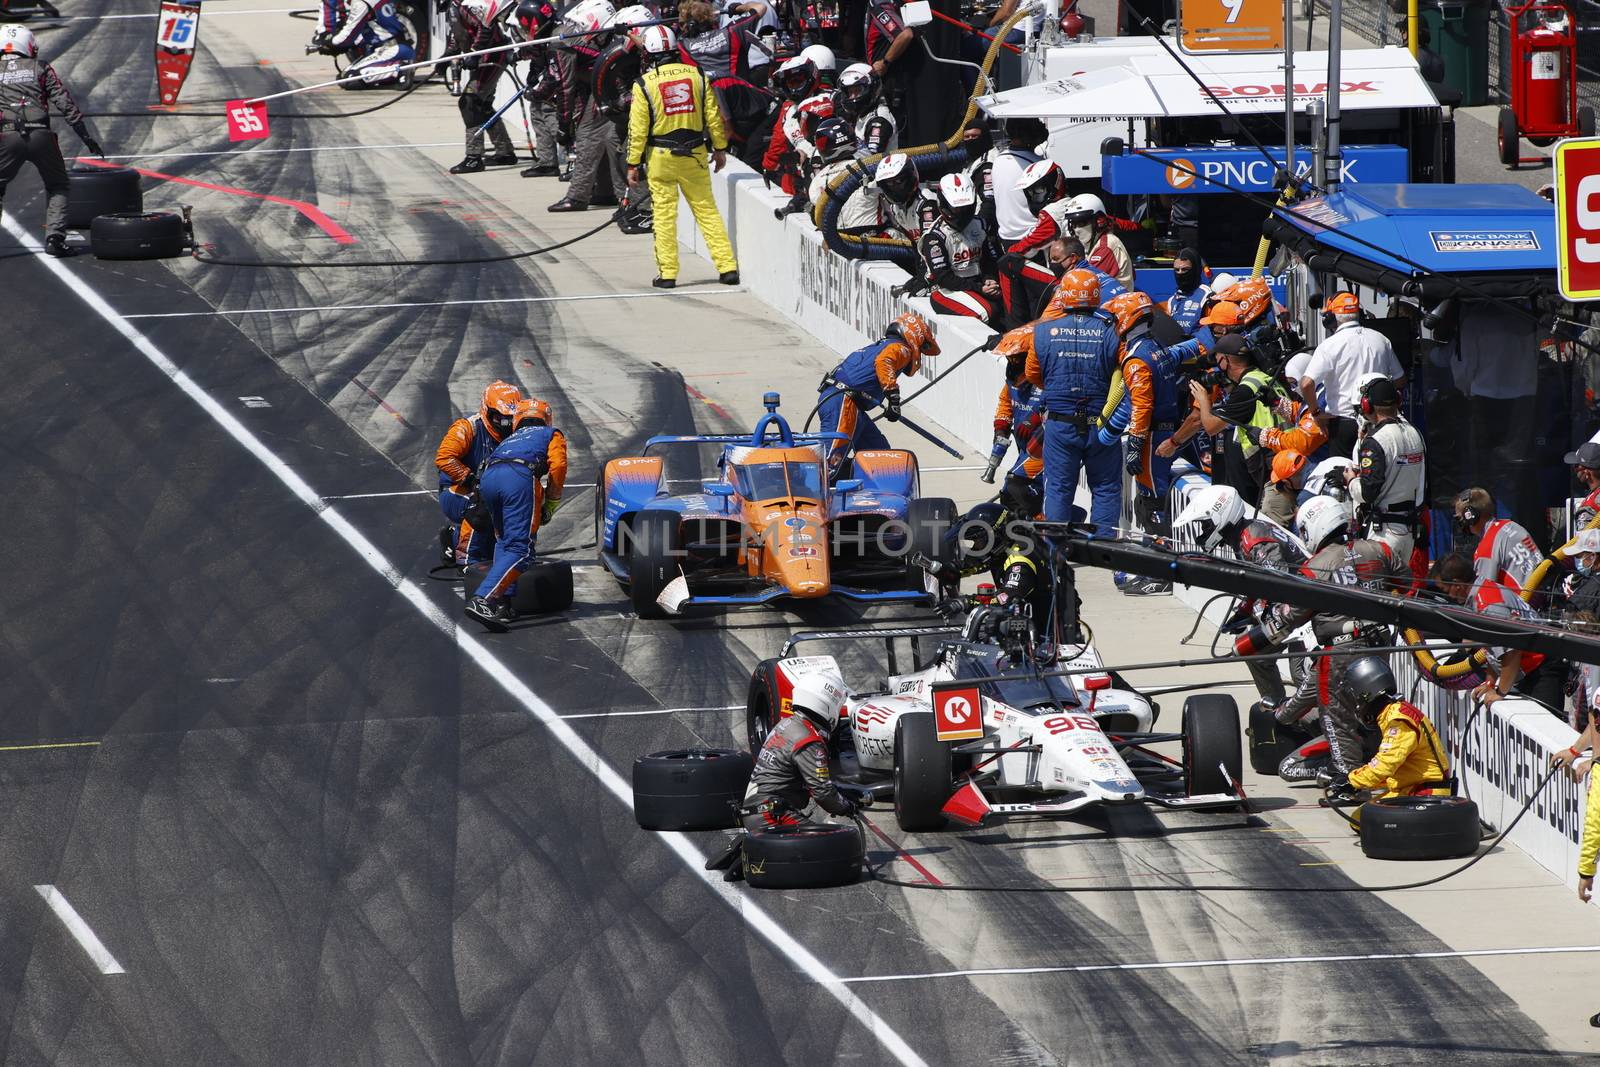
[449,0,519,173]
[741,671,860,827]
[0,25,102,256]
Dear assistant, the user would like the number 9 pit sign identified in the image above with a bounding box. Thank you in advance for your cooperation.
[1556,138,1600,301]
[933,685,985,742]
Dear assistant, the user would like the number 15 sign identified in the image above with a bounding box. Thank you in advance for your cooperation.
[1556,138,1600,301]
[155,1,202,106]
[1181,0,1283,53]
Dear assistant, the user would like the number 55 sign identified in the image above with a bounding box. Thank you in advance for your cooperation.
[1181,0,1283,53]
[1556,138,1600,301]
[226,100,270,141]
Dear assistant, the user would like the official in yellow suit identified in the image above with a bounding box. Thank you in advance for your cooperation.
[625,24,739,289]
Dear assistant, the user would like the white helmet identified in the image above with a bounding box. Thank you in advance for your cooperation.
[1297,494,1353,552]
[639,23,676,57]
[0,24,37,57]
[799,43,836,73]
[839,61,873,86]
[1173,485,1245,552]
[459,0,501,25]
[790,669,848,731]
[1210,271,1239,296]
[609,3,653,27]
[563,0,616,35]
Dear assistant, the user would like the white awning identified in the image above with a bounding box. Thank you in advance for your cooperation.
[980,45,1439,120]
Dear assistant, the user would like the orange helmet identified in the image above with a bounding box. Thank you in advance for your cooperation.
[1325,291,1361,315]
[1054,268,1101,312]
[887,311,940,366]
[1199,300,1242,329]
[1219,277,1272,324]
[1270,449,1307,485]
[994,325,1032,358]
[479,380,523,440]
[1103,291,1154,336]
[516,397,552,429]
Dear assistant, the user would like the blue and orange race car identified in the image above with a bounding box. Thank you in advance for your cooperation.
[596,394,955,618]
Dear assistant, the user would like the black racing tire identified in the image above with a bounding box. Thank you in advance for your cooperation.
[743,823,864,889]
[1359,795,1481,861]
[905,496,957,588]
[1497,107,1519,168]
[90,211,186,260]
[632,748,753,831]
[893,711,952,832]
[508,560,573,615]
[1247,701,1311,776]
[627,509,683,619]
[1182,694,1242,798]
[1582,106,1597,138]
[746,658,783,753]
[66,165,142,229]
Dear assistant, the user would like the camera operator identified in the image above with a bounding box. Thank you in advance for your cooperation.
[1188,334,1287,508]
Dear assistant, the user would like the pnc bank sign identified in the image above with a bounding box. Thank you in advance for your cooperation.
[1102,144,1409,195]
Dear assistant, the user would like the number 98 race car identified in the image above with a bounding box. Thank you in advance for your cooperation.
[744,615,1245,832]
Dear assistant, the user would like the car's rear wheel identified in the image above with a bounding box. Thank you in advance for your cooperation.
[627,509,682,618]
[746,658,783,753]
[1359,795,1480,860]
[893,711,952,832]
[743,823,864,889]
[632,749,753,831]
[1182,694,1242,799]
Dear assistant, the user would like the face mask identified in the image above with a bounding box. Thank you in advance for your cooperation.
[1580,555,1597,576]
[1453,514,1475,539]
[1174,267,1199,293]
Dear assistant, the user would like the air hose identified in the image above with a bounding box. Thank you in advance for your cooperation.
[812,5,1033,266]
[1404,511,1600,684]
[84,81,427,121]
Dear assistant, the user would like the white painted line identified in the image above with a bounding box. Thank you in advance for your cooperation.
[33,886,125,976]
[839,945,1600,985]
[64,7,308,19]
[124,288,751,320]
[324,489,435,500]
[560,704,742,720]
[3,210,927,1067]
[97,142,458,161]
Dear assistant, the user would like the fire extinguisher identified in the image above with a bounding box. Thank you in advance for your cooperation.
[1499,0,1593,166]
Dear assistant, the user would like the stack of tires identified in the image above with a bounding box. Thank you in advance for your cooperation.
[67,166,188,261]
[462,561,575,617]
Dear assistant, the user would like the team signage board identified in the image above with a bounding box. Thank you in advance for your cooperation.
[1180,0,1283,53]
[1102,144,1409,195]
[932,686,985,742]
[1555,137,1600,301]
[155,1,202,106]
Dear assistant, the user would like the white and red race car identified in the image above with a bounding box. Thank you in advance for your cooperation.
[744,619,1245,831]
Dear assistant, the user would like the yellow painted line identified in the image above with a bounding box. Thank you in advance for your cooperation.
[0,741,101,753]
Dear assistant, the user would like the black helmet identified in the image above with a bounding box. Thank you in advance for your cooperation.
[515,0,559,37]
[947,501,1009,566]
[1339,656,1398,723]
[812,116,856,162]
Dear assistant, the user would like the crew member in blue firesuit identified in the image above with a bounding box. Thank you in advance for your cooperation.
[816,310,939,477]
[435,380,523,566]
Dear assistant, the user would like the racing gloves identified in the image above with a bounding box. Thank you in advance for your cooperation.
[540,495,564,525]
[1123,434,1146,476]
[71,122,102,158]
[881,387,902,422]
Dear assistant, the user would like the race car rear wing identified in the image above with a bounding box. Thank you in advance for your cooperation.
[780,625,962,674]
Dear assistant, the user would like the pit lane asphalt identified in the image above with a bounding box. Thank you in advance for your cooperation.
[0,4,1570,1064]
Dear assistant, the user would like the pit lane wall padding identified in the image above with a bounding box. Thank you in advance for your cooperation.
[1166,473,1593,893]
[673,158,1001,453]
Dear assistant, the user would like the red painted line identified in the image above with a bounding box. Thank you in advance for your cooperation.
[682,383,731,421]
[75,157,356,246]
[862,815,944,887]
[350,376,413,428]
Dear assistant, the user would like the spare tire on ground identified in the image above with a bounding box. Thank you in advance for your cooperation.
[509,560,573,614]
[743,823,864,889]
[633,749,753,831]
[1359,795,1481,861]
[66,165,142,229]
[90,211,186,260]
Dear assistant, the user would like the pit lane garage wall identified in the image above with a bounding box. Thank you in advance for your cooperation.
[672,159,1002,453]
[1168,471,1593,893]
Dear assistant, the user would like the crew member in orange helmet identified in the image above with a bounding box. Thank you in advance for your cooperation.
[436,380,523,566]
[816,311,940,477]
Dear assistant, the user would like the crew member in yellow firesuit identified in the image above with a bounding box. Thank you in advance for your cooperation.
[1340,656,1451,826]
[625,24,739,290]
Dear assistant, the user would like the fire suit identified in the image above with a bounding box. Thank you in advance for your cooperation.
[473,423,569,601]
[842,102,896,156]
[0,49,92,239]
[921,215,1000,322]
[1576,484,1600,531]
[1022,311,1123,531]
[322,0,414,80]
[1104,334,1203,534]
[1580,768,1600,882]
[1166,283,1211,336]
[625,60,738,281]
[682,12,764,82]
[741,713,854,831]
[1007,196,1073,257]
[435,412,509,564]
[808,157,881,232]
[1250,398,1328,458]
[1227,518,1309,705]
[1274,539,1404,777]
[568,40,630,207]
[1347,700,1450,799]
[453,10,516,162]
[992,379,1045,504]
[1473,517,1542,595]
[1351,413,1426,560]
[593,36,650,223]
[769,91,832,190]
[817,336,917,473]
[1469,577,1554,704]
[525,44,575,172]
[1079,225,1134,288]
